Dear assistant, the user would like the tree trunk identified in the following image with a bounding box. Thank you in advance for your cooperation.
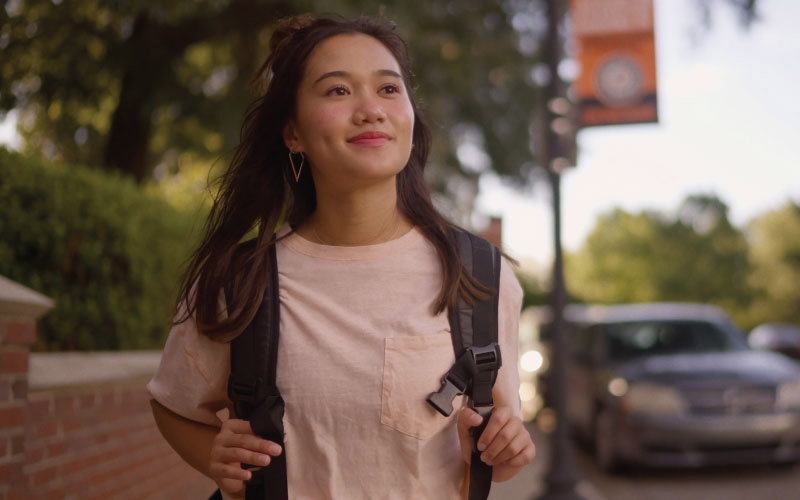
[102,13,156,183]
[102,2,293,182]
[103,69,156,183]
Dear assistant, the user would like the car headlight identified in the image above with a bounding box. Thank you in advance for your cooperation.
[777,380,800,410]
[624,382,687,416]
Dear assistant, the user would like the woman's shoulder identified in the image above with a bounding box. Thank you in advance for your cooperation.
[499,255,523,306]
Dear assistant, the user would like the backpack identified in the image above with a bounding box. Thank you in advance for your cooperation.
[214,229,502,500]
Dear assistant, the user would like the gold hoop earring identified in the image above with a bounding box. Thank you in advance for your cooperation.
[288,150,305,182]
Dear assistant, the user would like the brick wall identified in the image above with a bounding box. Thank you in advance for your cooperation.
[0,317,32,498]
[20,380,216,499]
[0,276,217,500]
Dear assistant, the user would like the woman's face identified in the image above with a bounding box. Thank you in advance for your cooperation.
[284,33,414,192]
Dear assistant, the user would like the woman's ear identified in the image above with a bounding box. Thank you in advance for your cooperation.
[282,122,302,153]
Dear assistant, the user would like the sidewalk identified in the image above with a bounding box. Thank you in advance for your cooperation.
[488,422,605,500]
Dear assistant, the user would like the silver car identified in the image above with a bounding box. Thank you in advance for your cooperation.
[544,303,800,472]
[749,323,800,360]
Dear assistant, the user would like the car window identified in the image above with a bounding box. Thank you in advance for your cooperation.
[603,320,737,361]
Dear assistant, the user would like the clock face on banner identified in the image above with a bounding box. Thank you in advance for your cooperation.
[594,55,645,107]
[570,0,658,127]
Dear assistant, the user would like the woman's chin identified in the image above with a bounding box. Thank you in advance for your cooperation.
[335,160,407,181]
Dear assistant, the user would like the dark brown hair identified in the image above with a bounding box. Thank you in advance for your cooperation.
[175,14,491,341]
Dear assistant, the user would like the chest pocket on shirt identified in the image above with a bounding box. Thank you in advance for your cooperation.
[380,330,466,440]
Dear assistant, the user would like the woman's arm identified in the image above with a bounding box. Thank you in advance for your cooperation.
[150,398,219,478]
[150,398,283,499]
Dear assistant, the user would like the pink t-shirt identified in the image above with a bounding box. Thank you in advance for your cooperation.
[147,227,523,499]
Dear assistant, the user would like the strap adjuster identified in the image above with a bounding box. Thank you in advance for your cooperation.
[467,343,501,409]
[230,380,258,403]
[229,376,264,419]
[468,344,501,372]
[230,381,255,398]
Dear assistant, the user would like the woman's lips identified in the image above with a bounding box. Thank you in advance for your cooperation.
[348,131,391,147]
[349,137,389,146]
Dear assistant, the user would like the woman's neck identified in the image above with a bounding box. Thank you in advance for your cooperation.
[299,179,412,246]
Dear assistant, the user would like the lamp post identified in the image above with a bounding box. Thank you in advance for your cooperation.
[536,1,589,499]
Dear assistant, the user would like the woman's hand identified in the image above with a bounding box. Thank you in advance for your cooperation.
[209,418,283,497]
[456,406,535,483]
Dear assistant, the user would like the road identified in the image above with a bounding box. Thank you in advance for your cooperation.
[489,423,800,500]
[577,449,800,500]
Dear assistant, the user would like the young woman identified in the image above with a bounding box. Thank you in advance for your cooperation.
[147,14,534,499]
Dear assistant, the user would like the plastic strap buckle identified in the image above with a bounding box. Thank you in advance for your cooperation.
[427,373,469,417]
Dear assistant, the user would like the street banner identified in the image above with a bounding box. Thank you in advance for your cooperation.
[569,0,658,127]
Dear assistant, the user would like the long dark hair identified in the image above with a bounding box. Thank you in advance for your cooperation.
[175,14,491,341]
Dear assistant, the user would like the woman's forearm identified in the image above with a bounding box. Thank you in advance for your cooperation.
[150,398,219,479]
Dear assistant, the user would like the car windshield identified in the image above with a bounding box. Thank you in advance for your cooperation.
[604,320,738,361]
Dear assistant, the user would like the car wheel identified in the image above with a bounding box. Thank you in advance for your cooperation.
[594,409,621,474]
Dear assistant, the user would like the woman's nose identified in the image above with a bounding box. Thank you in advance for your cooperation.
[352,96,387,124]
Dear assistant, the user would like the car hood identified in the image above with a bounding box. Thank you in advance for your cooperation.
[614,349,800,385]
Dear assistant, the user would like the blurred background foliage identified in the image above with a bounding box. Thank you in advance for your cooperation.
[0,0,553,221]
[1,0,781,351]
[747,203,800,328]
[566,194,800,331]
[0,147,201,351]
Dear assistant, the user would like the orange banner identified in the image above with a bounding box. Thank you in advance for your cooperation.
[570,0,658,127]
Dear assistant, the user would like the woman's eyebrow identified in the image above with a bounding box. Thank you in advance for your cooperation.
[312,69,402,86]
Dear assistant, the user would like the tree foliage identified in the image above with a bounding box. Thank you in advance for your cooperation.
[693,0,759,31]
[0,146,200,351]
[746,202,800,326]
[566,193,752,326]
[0,0,546,218]
[1,0,297,180]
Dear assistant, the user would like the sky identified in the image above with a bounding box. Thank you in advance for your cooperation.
[2,0,798,277]
[477,0,800,274]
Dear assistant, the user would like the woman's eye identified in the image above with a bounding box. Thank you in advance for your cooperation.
[380,84,401,95]
[326,86,349,96]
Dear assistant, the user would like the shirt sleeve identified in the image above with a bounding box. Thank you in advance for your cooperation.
[146,295,233,428]
[493,257,524,419]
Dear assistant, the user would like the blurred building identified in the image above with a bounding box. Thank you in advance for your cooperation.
[480,216,503,250]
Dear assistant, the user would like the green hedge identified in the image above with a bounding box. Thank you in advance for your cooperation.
[0,147,202,351]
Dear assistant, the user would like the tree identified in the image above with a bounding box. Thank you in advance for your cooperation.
[693,0,759,31]
[1,0,296,182]
[566,193,752,324]
[746,202,800,326]
[0,0,544,209]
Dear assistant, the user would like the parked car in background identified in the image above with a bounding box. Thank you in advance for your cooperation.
[534,303,800,472]
[749,323,800,360]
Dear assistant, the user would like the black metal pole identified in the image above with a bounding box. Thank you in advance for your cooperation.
[536,1,589,499]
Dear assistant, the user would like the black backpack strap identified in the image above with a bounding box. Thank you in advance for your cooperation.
[427,229,503,500]
[465,232,502,500]
[226,241,288,500]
